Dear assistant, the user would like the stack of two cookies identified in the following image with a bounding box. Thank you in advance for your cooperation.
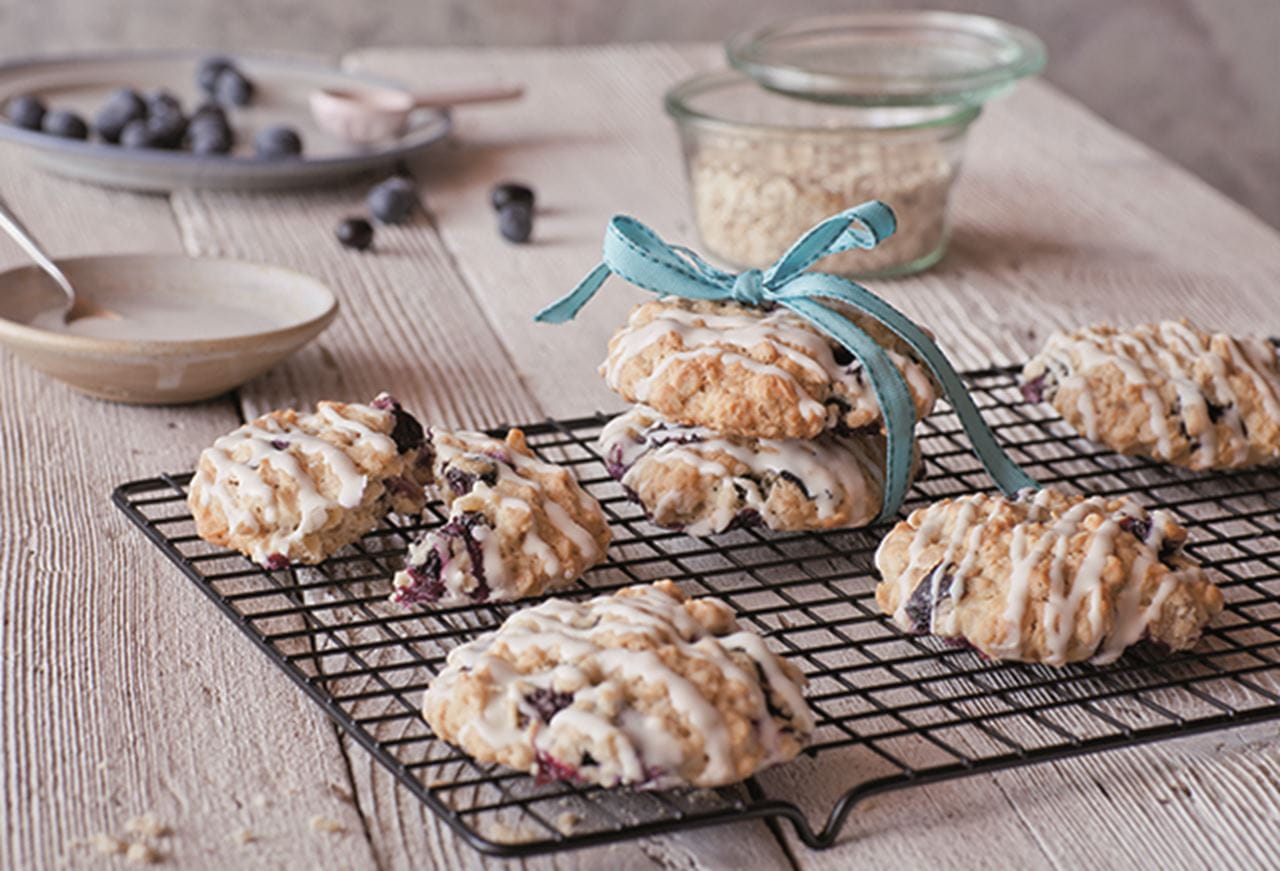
[597,297,939,536]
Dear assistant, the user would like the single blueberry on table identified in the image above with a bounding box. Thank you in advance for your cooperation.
[335,217,374,251]
[41,110,89,140]
[254,125,302,159]
[490,181,534,211]
[5,94,46,130]
[367,176,417,224]
[498,202,533,243]
[214,67,254,106]
[197,55,235,95]
[118,119,156,149]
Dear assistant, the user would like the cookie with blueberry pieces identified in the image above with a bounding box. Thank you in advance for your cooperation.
[188,394,431,566]
[422,580,814,788]
[603,298,938,441]
[599,404,914,535]
[391,428,611,606]
[1021,319,1280,471]
[874,488,1223,665]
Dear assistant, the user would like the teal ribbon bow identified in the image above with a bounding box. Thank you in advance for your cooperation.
[536,200,1037,521]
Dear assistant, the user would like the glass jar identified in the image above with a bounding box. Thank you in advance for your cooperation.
[665,11,1045,278]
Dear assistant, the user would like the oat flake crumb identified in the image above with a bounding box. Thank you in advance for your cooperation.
[125,841,161,864]
[90,833,126,854]
[309,815,345,834]
[229,828,255,845]
[125,812,170,838]
[555,812,581,835]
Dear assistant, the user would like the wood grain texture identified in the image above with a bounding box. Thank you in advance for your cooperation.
[347,43,1280,869]
[0,164,375,869]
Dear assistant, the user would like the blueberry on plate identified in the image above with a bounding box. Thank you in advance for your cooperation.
[214,68,254,106]
[497,201,533,243]
[146,108,187,150]
[190,102,228,126]
[94,88,146,143]
[336,217,374,251]
[367,176,417,224]
[5,94,46,130]
[490,181,534,211]
[118,119,155,149]
[189,121,233,155]
[254,125,302,159]
[41,109,89,140]
[144,89,182,116]
[197,55,235,95]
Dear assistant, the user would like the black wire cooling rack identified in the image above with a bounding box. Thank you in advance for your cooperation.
[113,365,1280,857]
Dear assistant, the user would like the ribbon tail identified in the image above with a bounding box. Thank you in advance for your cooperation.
[781,275,1039,500]
[534,262,613,324]
[783,297,917,523]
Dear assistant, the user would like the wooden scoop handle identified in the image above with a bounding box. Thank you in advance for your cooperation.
[409,84,524,109]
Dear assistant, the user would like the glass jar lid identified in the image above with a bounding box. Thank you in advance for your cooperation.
[727,11,1046,107]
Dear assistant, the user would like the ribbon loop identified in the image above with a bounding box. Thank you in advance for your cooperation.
[535,199,1039,521]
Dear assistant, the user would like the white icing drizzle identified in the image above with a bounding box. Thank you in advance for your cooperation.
[189,401,392,562]
[603,301,932,429]
[600,405,883,535]
[424,583,813,788]
[1035,321,1280,468]
[886,491,1212,665]
[396,430,606,605]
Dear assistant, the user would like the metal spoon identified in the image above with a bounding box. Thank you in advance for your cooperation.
[0,194,116,323]
[310,82,524,145]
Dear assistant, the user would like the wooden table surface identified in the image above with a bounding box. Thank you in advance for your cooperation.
[5,43,1280,870]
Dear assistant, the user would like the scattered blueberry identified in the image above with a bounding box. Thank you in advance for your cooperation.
[335,217,374,251]
[118,119,155,149]
[367,176,417,224]
[254,125,302,159]
[5,94,46,130]
[41,109,89,140]
[214,67,254,106]
[497,202,533,243]
[197,55,235,95]
[490,181,534,211]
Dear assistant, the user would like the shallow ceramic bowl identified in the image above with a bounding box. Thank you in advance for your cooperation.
[0,253,337,404]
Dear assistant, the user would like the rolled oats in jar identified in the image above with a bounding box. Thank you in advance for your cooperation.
[666,12,1045,277]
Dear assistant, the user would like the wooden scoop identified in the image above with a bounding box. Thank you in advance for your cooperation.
[310,83,524,145]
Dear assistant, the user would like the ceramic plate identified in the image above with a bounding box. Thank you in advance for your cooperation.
[0,52,451,191]
[0,254,337,404]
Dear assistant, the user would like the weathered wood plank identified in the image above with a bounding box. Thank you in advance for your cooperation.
[0,161,376,869]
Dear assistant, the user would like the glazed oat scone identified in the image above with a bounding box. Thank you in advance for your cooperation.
[599,404,907,535]
[875,488,1224,665]
[423,580,814,788]
[391,429,611,607]
[188,394,431,566]
[1021,319,1280,470]
[602,298,938,440]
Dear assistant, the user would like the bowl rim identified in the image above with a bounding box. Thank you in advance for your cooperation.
[0,252,339,356]
[664,69,981,135]
[726,10,1047,107]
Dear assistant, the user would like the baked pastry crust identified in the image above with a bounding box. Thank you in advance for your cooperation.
[599,404,902,535]
[1021,319,1280,470]
[874,488,1224,665]
[188,394,430,566]
[423,580,814,788]
[602,298,938,440]
[391,429,610,606]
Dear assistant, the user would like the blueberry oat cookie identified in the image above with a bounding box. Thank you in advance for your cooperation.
[391,429,611,606]
[423,580,814,788]
[600,404,909,535]
[1021,319,1280,470]
[603,298,938,440]
[875,488,1223,665]
[189,394,430,567]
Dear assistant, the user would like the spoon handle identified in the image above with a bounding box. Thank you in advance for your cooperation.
[0,193,76,301]
[410,84,524,109]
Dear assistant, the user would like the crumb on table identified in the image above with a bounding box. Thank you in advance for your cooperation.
[309,814,345,834]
